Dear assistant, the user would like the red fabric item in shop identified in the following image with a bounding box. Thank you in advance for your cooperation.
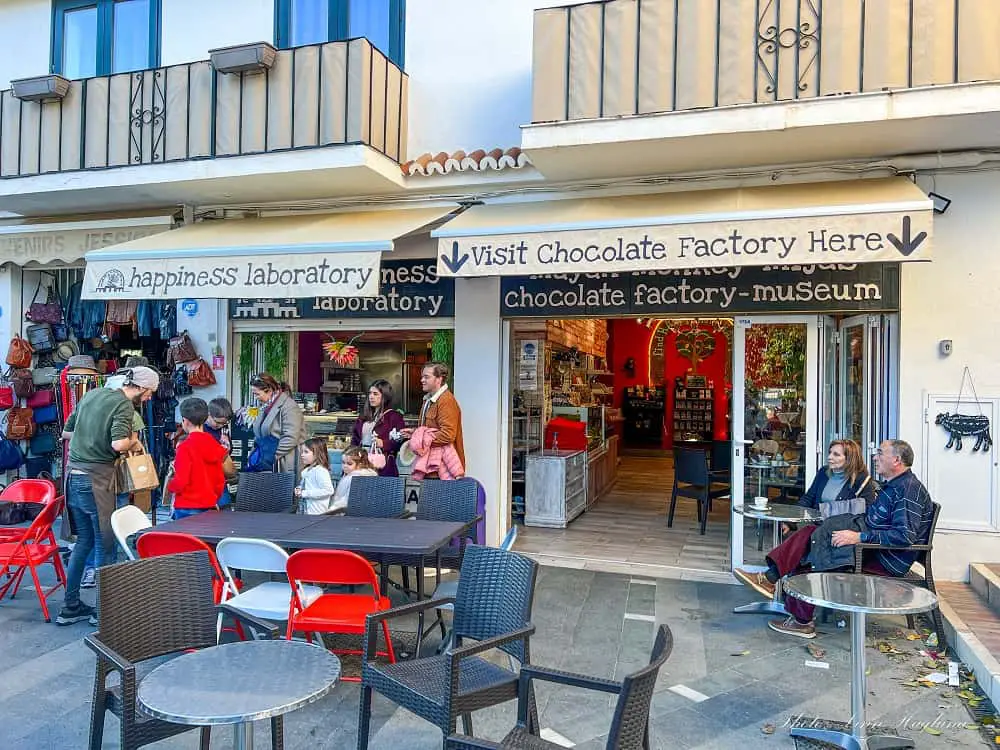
[544,417,588,451]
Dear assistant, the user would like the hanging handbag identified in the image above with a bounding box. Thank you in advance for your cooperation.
[31,404,58,425]
[819,476,872,520]
[5,336,33,369]
[186,358,217,387]
[25,323,55,354]
[5,407,34,441]
[29,431,58,456]
[167,331,199,366]
[11,369,34,400]
[0,433,24,471]
[113,446,160,493]
[0,385,13,411]
[26,389,55,408]
[52,323,70,342]
[26,279,63,325]
[368,443,387,470]
[172,366,193,397]
[31,367,58,387]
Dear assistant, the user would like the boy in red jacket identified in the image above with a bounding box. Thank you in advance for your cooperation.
[168,398,228,520]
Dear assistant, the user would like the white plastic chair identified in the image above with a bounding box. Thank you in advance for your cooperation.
[215,537,322,639]
[110,505,152,561]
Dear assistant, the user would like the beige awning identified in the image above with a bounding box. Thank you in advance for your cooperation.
[0,214,174,266]
[82,206,456,299]
[432,179,933,277]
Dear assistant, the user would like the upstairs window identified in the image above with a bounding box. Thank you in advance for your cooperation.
[52,0,161,79]
[276,0,405,68]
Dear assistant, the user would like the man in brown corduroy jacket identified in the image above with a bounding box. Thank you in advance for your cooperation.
[403,361,465,475]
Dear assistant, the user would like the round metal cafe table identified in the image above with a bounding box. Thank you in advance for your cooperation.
[732,503,821,616]
[784,572,938,750]
[137,639,341,750]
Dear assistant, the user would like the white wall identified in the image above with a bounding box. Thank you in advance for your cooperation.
[900,170,1000,581]
[453,276,504,546]
[177,298,229,403]
[0,0,53,86]
[161,0,274,66]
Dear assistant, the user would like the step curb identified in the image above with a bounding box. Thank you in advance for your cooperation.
[937,587,1000,707]
[970,563,1000,617]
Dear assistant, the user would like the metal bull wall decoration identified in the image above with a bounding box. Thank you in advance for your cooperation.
[935,413,993,452]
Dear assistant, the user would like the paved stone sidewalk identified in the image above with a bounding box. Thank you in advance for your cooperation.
[0,563,991,748]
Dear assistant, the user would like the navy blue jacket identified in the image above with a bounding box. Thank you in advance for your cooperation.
[798,469,879,510]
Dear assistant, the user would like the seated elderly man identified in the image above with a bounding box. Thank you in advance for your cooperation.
[734,439,934,639]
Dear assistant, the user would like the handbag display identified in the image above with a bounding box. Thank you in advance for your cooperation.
[819,476,873,520]
[167,331,199,366]
[0,433,24,471]
[5,336,33,369]
[6,407,35,441]
[186,358,217,387]
[25,323,55,354]
[26,280,63,325]
[29,431,58,455]
[32,404,59,425]
[114,447,160,493]
[11,369,34,400]
[26,389,55,408]
[0,385,13,411]
[31,367,58,387]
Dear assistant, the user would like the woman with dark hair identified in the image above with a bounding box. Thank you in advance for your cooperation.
[250,373,305,474]
[351,379,406,477]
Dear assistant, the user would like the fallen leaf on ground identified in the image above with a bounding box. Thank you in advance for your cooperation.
[906,633,922,640]
[967,724,980,730]
[760,723,775,735]
[923,727,942,736]
[731,650,751,657]
[900,681,921,688]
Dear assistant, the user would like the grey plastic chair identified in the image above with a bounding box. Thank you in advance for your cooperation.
[235,472,296,513]
[446,625,674,750]
[357,544,539,748]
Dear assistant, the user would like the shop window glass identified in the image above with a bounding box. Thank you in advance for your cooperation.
[53,0,159,78]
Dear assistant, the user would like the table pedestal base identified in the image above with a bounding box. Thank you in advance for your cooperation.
[235,721,254,750]
[791,723,914,750]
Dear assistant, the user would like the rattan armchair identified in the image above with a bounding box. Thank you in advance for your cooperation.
[446,625,674,750]
[357,544,539,749]
[235,471,297,513]
[84,551,285,750]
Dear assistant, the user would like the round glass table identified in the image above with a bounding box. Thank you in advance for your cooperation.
[784,572,939,750]
[732,503,821,615]
[137,639,341,750]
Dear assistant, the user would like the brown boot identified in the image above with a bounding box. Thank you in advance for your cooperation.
[734,568,776,598]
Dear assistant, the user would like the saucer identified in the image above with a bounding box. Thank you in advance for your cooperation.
[751,503,770,511]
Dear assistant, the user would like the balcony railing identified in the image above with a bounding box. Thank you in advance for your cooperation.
[532,0,1000,123]
[0,38,407,178]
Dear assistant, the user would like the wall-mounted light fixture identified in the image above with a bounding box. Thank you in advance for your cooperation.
[928,192,952,214]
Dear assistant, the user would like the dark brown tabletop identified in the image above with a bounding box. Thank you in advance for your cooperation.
[144,512,467,556]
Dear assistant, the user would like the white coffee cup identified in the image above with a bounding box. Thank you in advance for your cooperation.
[752,496,769,508]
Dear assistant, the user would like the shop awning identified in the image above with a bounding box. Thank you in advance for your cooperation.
[432,179,932,277]
[0,214,174,266]
[82,207,456,300]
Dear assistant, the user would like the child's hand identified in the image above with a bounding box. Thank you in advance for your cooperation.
[294,487,302,497]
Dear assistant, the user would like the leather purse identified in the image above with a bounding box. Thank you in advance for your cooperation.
[167,331,198,366]
[11,369,34,400]
[0,433,25,471]
[32,404,58,425]
[186,358,216,387]
[26,324,55,354]
[0,386,14,411]
[29,431,58,456]
[26,280,63,325]
[31,367,58,387]
[6,407,35,441]
[26,389,55,408]
[5,336,33,369]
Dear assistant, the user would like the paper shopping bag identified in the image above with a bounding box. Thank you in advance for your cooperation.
[116,448,160,493]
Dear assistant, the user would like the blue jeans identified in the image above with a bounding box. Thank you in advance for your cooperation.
[85,493,129,568]
[64,474,103,608]
[171,507,215,520]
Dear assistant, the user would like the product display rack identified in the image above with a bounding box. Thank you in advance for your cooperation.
[622,386,665,446]
[673,385,715,442]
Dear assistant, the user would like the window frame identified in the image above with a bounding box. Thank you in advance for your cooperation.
[275,0,405,68]
[51,0,162,78]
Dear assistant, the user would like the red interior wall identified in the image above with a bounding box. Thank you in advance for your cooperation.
[297,332,324,394]
[608,320,730,447]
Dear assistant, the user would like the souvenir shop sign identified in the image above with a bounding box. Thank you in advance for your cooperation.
[0,219,172,265]
[439,213,932,277]
[228,259,455,320]
[82,251,380,300]
[500,264,899,317]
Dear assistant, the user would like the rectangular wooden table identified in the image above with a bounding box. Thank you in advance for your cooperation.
[141,511,470,653]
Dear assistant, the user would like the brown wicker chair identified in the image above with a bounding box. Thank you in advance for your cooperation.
[84,551,285,750]
[446,624,674,749]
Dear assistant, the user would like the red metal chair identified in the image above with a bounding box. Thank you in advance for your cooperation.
[286,549,396,681]
[136,531,245,638]
[0,479,58,543]
[0,496,67,622]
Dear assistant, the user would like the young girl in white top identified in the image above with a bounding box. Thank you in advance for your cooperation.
[330,446,378,512]
[295,438,335,514]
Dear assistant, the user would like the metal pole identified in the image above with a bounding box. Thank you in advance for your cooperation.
[851,611,867,740]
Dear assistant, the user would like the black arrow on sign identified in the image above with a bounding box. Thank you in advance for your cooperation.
[886,215,927,257]
[440,241,470,274]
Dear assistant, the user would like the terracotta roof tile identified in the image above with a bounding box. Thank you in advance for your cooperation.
[401,147,531,176]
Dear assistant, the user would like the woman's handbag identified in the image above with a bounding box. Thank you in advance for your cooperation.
[368,443,387,470]
[31,366,58,387]
[0,433,24,471]
[0,385,14,411]
[5,336,33,369]
[114,446,160,493]
[186,358,217,387]
[819,476,872,520]
[26,389,55,408]
[31,404,59,425]
[11,369,34,400]
[25,323,56,354]
[6,407,35,441]
[29,431,58,455]
[26,280,63,325]
[167,331,198,366]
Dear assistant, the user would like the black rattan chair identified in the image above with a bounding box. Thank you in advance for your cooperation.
[667,447,730,535]
[357,544,539,748]
[84,551,284,750]
[235,471,297,513]
[446,624,673,750]
[347,475,406,518]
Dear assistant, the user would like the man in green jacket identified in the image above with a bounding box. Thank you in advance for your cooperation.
[56,366,159,626]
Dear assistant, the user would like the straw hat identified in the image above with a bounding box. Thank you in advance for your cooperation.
[53,340,79,363]
[397,440,417,468]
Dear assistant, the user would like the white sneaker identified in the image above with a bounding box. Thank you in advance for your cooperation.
[81,568,96,589]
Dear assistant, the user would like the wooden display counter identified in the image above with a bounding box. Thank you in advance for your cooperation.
[587,434,620,508]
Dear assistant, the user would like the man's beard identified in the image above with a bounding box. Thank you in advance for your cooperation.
[131,394,144,409]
